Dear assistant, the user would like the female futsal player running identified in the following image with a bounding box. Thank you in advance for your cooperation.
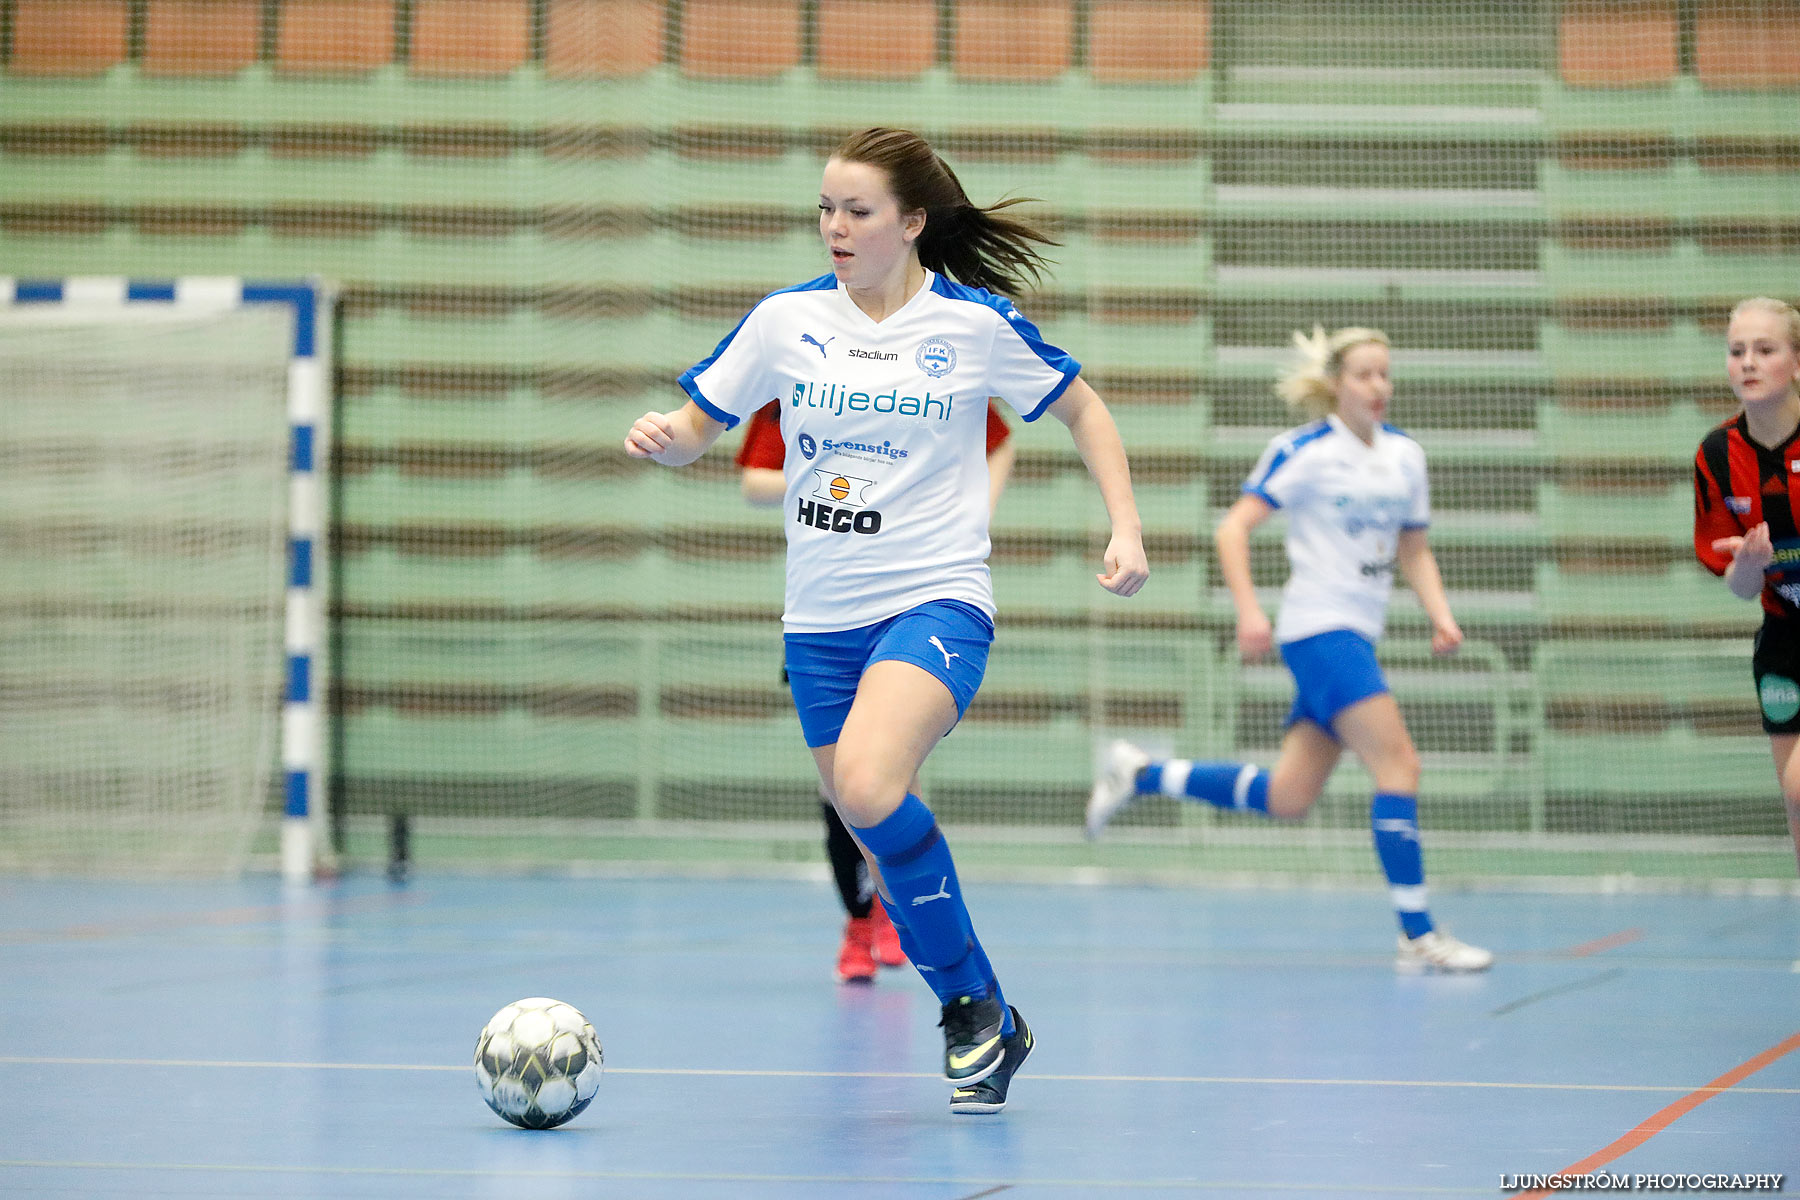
[1692,296,1800,874]
[735,398,1015,983]
[626,127,1149,1113]
[1085,325,1493,973]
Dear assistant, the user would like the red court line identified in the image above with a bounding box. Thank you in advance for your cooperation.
[1557,927,1644,957]
[1516,1030,1800,1198]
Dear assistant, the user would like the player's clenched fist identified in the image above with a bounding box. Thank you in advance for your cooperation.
[624,412,676,459]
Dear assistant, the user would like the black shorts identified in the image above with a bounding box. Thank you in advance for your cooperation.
[1752,617,1800,734]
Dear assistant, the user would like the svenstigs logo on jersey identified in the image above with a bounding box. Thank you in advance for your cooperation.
[820,437,907,462]
[790,380,953,421]
[797,470,882,534]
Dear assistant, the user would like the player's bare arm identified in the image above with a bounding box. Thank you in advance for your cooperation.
[1215,494,1274,661]
[985,434,1016,518]
[740,466,784,506]
[1046,376,1149,597]
[1396,527,1461,656]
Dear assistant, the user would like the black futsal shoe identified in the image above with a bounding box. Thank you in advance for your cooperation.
[950,1006,1033,1114]
[939,991,1007,1085]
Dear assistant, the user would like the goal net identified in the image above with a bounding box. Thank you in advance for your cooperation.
[0,280,324,877]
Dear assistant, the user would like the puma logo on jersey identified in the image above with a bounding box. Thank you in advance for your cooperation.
[801,334,834,358]
[928,636,959,669]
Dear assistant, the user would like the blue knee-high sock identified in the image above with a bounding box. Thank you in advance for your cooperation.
[852,795,992,1003]
[1139,759,1270,813]
[1371,792,1434,939]
[877,894,1013,1036]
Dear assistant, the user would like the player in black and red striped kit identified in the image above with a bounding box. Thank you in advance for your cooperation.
[1692,296,1800,872]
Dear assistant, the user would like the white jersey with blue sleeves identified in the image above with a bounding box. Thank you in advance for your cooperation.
[679,270,1079,633]
[1243,413,1431,644]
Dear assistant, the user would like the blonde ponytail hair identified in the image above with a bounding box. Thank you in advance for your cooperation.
[1729,296,1800,353]
[1275,325,1390,419]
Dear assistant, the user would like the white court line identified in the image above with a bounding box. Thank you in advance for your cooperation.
[0,1056,1794,1094]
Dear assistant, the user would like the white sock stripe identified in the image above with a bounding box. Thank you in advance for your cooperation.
[1231,764,1258,809]
[1389,884,1429,912]
[1159,760,1193,797]
[1373,818,1420,840]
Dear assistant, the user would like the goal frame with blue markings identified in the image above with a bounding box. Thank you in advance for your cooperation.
[0,276,333,881]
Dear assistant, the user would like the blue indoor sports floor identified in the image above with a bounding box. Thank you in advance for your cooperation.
[1,872,1795,1198]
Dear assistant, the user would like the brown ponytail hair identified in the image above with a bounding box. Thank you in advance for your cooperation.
[829,127,1058,299]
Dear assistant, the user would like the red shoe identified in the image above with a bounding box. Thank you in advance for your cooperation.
[836,916,877,984]
[869,902,908,968]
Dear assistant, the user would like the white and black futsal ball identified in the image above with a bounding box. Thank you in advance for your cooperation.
[473,997,603,1129]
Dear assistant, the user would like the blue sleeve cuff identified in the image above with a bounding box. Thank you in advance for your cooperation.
[680,378,738,430]
[1017,363,1081,423]
[1244,485,1280,509]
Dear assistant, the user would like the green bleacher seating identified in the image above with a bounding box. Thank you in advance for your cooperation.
[342,706,639,780]
[1526,635,1770,830]
[340,387,667,450]
[1106,399,1212,453]
[1540,157,1800,223]
[1533,560,1749,630]
[1536,480,1689,546]
[1209,349,1550,393]
[991,552,1203,621]
[1543,240,1800,304]
[1054,229,1213,293]
[344,616,642,692]
[342,307,717,372]
[1539,320,1719,384]
[994,472,1208,539]
[1037,313,1212,373]
[337,541,639,611]
[1533,723,1771,813]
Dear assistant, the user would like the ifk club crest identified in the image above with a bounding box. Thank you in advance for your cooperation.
[916,337,956,378]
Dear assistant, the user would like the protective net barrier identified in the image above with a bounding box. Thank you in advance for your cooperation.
[0,303,291,875]
[3,1,1797,884]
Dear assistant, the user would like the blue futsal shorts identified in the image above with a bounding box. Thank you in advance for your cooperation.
[783,599,994,749]
[1279,628,1390,738]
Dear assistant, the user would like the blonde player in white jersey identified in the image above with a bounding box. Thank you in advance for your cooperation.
[1086,325,1492,973]
[625,127,1149,1113]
